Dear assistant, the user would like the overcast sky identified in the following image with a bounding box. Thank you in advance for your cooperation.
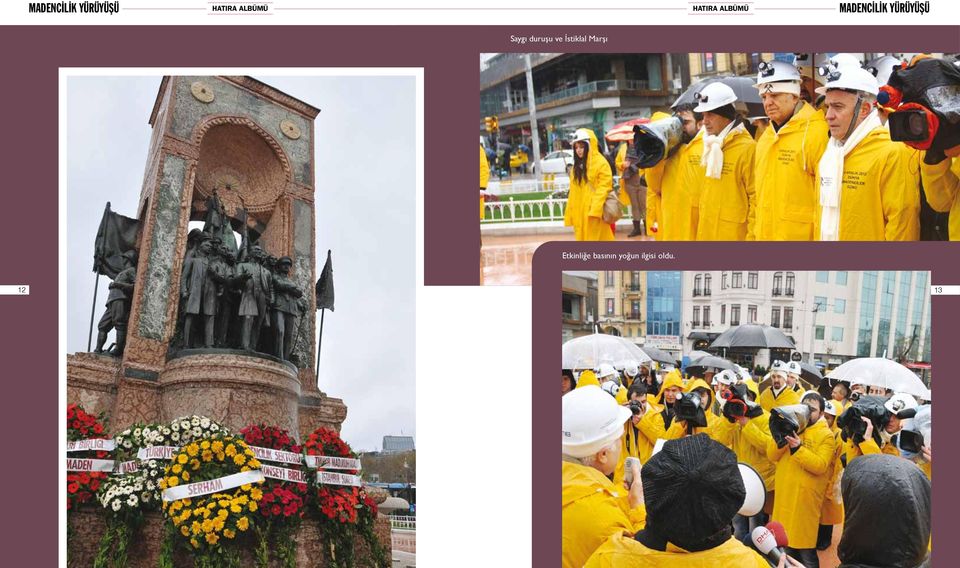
[66,74,416,452]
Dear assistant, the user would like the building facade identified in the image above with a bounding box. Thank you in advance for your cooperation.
[562,272,599,343]
[645,271,683,356]
[596,270,646,340]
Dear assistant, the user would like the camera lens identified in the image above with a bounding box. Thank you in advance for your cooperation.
[907,112,927,136]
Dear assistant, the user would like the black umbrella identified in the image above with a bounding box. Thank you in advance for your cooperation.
[799,361,823,386]
[639,345,677,366]
[672,75,765,119]
[710,324,796,350]
[686,355,735,377]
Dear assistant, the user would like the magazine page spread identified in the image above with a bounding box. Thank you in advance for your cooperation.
[0,3,956,567]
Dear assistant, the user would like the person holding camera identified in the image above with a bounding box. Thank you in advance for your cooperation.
[921,148,960,240]
[645,105,704,241]
[766,391,837,568]
[816,400,846,551]
[840,392,916,462]
[664,378,723,441]
[650,369,685,433]
[622,382,663,464]
[759,361,802,412]
[562,385,646,568]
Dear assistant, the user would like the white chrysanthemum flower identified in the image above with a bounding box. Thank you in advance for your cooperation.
[192,427,202,437]
[162,427,171,436]
[112,499,122,511]
[180,420,190,431]
[171,432,180,442]
[191,417,200,427]
[200,417,210,428]
[146,480,155,490]
[133,428,142,438]
[127,495,138,507]
[141,491,152,502]
[123,440,132,449]
[171,422,180,432]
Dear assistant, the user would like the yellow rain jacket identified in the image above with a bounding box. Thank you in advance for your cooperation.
[564,128,615,241]
[820,430,845,526]
[576,370,601,389]
[647,370,685,436]
[766,418,837,549]
[585,532,768,568]
[814,127,919,241]
[843,435,900,463]
[480,144,490,220]
[646,130,704,241]
[754,102,829,241]
[562,461,646,568]
[623,407,665,464]
[696,126,757,241]
[714,410,777,493]
[663,379,723,441]
[921,155,960,240]
[757,385,801,413]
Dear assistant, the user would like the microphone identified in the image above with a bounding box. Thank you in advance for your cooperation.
[752,522,788,565]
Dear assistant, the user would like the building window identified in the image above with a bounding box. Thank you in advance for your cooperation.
[605,271,615,287]
[815,326,825,340]
[785,272,795,296]
[771,307,781,328]
[834,298,846,314]
[836,271,848,285]
[630,271,641,291]
[606,298,614,315]
[858,272,878,357]
[721,304,726,324]
[816,271,829,283]
[722,272,728,290]
[772,272,783,296]
[732,272,742,288]
[731,305,741,326]
[783,307,794,329]
[693,306,701,327]
[702,52,716,73]
[694,274,702,296]
[832,327,844,342]
[703,306,711,327]
[814,296,827,311]
[704,274,712,296]
[631,300,641,319]
[748,305,757,323]
[748,272,758,289]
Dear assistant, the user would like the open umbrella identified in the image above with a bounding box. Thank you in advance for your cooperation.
[686,354,735,376]
[672,76,765,119]
[605,117,651,143]
[639,345,677,366]
[798,361,823,386]
[825,358,930,399]
[710,324,796,350]
[562,333,652,370]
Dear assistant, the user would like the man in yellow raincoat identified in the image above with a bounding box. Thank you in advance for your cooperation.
[817,400,845,551]
[622,382,663,464]
[646,109,704,240]
[563,385,646,568]
[754,60,829,241]
[691,82,757,241]
[814,64,919,241]
[663,378,723,441]
[650,369,685,435]
[564,128,615,241]
[841,392,914,463]
[767,391,837,567]
[920,149,960,240]
[758,361,802,412]
[586,434,768,567]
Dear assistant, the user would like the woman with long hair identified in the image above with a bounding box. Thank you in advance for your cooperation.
[563,128,615,241]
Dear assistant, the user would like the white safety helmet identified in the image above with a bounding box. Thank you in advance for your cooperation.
[884,392,919,415]
[715,369,738,386]
[770,360,787,374]
[624,362,640,378]
[756,60,802,86]
[864,55,903,87]
[823,400,840,417]
[597,363,617,381]
[693,82,738,113]
[601,380,622,398]
[734,365,753,383]
[572,128,592,145]
[562,385,632,458]
[830,53,865,69]
[785,361,803,376]
[815,64,880,96]
[794,53,833,83]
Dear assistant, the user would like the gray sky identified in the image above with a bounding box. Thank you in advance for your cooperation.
[66,74,416,452]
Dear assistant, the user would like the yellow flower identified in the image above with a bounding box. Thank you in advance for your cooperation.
[191,521,202,535]
[186,443,199,457]
[190,459,201,470]
[180,525,190,537]
[202,519,213,533]
[190,538,199,549]
[211,440,224,453]
[159,479,167,490]
[200,440,211,450]
[223,528,236,539]
[177,454,188,464]
[218,499,230,508]
[233,454,246,466]
[237,517,249,531]
[230,504,241,513]
[249,459,262,469]
[250,488,263,500]
[218,508,228,519]
[216,452,225,462]
[240,466,250,472]
[237,495,249,505]
[167,477,179,487]
[248,501,258,512]
[184,498,192,506]
[182,471,190,481]
[172,464,182,474]
[225,444,237,456]
[205,533,218,545]
[202,450,213,462]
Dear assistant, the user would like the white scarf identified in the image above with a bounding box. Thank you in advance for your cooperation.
[701,121,743,179]
[818,110,883,241]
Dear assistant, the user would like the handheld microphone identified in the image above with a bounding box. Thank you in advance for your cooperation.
[752,522,788,565]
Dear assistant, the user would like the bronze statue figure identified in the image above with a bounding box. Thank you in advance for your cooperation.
[95,250,138,356]
[272,256,304,361]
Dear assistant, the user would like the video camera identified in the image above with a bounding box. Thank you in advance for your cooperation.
[628,400,644,417]
[673,391,707,428]
[880,55,960,164]
[769,404,811,448]
[721,385,764,423]
[632,116,683,169]
[835,395,891,446]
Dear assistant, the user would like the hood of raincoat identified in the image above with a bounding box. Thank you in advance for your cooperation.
[576,370,601,389]
[574,128,602,159]
[684,378,716,410]
[656,370,685,405]
[838,454,931,568]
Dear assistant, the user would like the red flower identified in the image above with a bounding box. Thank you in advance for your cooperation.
[67,482,79,494]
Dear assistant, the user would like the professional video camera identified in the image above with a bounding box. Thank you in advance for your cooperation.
[673,391,707,429]
[880,55,960,164]
[769,404,812,448]
[721,384,764,423]
[835,395,891,446]
[632,116,683,169]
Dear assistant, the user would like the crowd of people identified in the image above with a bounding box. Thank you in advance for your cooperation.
[561,359,932,567]
[498,53,958,242]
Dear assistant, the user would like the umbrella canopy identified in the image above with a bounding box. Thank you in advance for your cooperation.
[825,358,930,399]
[562,333,652,370]
[798,361,823,386]
[639,345,677,366]
[605,117,651,143]
[672,75,765,119]
[710,324,796,350]
[686,355,735,376]
[689,350,712,361]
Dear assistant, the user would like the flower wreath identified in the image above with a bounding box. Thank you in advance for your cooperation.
[240,424,308,568]
[66,404,110,511]
[161,434,265,568]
